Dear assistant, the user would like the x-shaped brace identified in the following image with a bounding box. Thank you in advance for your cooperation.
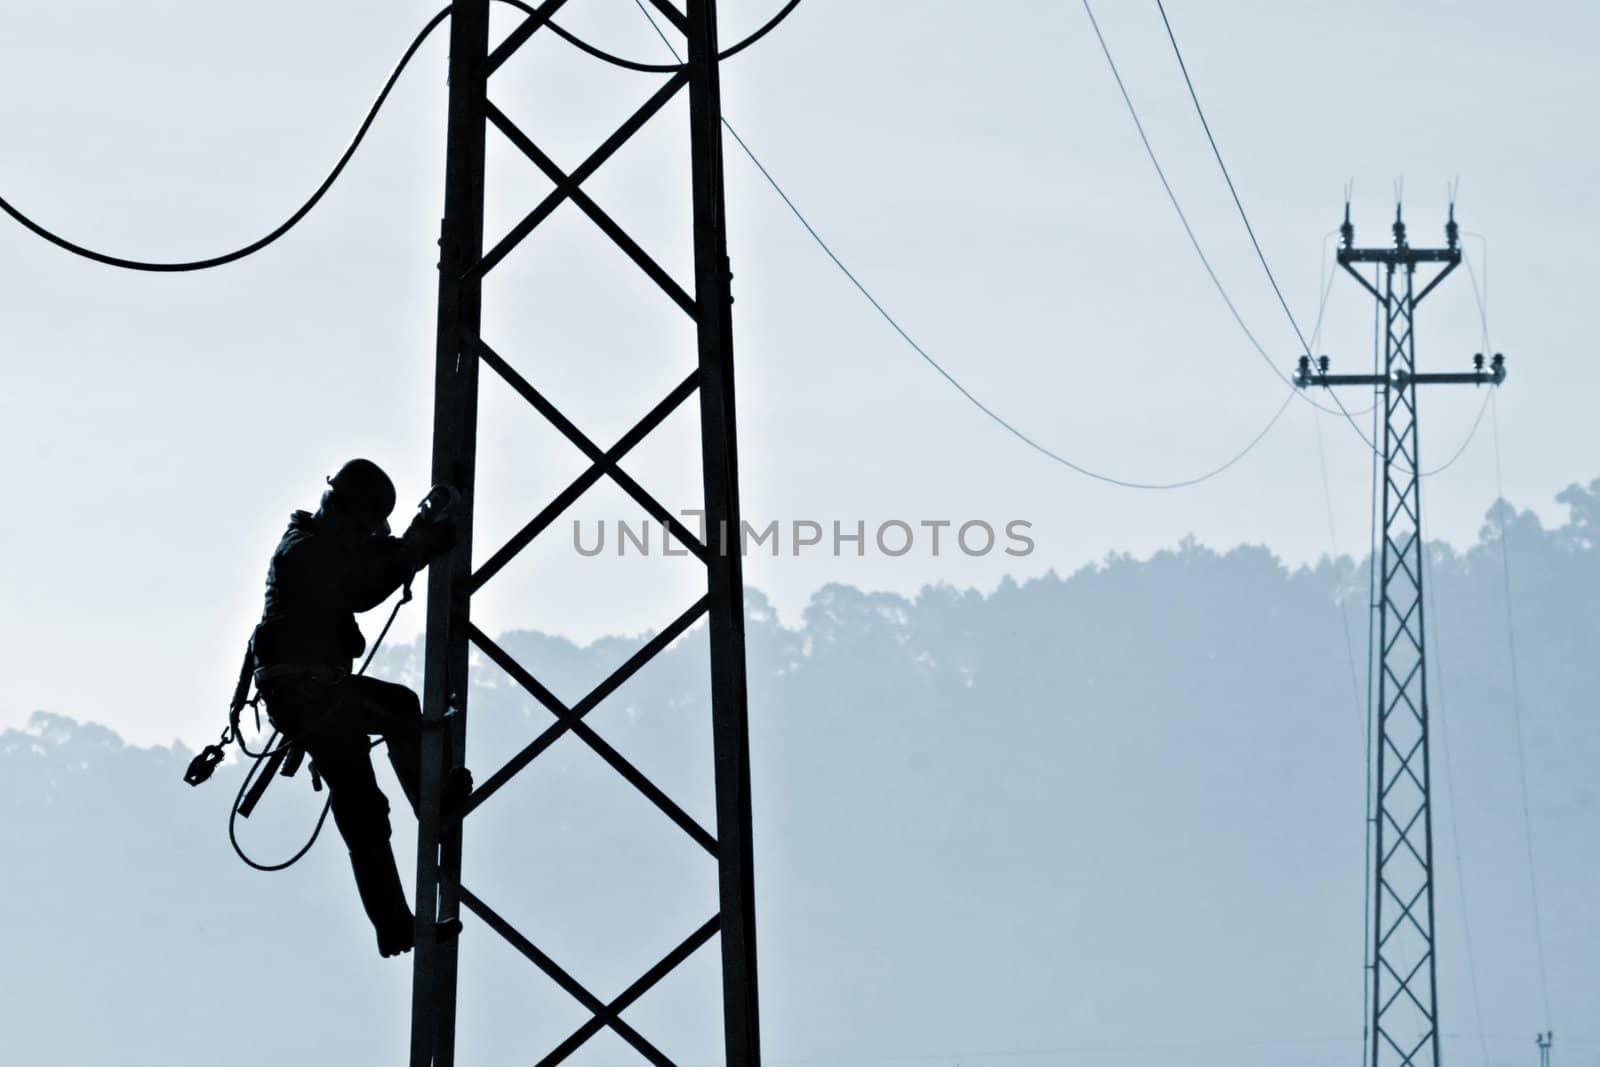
[462,885,717,1067]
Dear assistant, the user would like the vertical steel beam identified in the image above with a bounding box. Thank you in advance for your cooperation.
[412,2,490,1064]
[684,3,762,1065]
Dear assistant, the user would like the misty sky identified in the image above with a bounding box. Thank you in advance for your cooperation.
[3,0,1597,748]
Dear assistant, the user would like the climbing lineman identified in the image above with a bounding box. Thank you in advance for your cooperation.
[247,459,462,957]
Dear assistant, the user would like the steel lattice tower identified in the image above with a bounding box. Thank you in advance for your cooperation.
[410,2,760,1064]
[1297,203,1504,1067]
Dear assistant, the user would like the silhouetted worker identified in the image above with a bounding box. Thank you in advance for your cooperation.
[251,459,458,958]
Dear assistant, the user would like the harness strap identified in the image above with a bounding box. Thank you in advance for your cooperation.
[253,664,350,687]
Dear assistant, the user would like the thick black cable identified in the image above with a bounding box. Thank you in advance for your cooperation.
[509,0,804,74]
[0,8,452,272]
[625,0,1295,490]
[0,1,805,271]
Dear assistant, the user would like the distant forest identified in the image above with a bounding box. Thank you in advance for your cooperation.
[3,479,1595,1067]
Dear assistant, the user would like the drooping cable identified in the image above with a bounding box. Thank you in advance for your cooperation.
[723,114,1297,489]
[1416,244,1493,477]
[0,0,808,271]
[0,8,452,271]
[628,0,1295,490]
[509,0,805,74]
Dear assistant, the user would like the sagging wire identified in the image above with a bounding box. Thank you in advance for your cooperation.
[638,0,1301,490]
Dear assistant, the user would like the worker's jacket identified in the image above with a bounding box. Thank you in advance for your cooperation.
[252,510,424,670]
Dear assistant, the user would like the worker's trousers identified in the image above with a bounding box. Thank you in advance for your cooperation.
[261,673,422,941]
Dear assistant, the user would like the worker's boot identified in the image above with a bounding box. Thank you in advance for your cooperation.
[386,733,472,819]
[443,766,474,817]
[349,844,414,958]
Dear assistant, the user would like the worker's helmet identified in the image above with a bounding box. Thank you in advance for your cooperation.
[326,458,397,533]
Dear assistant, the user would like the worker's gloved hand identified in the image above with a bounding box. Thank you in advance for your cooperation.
[402,511,457,561]
[421,518,457,557]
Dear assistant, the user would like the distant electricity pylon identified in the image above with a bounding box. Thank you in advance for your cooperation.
[410,2,761,1065]
[1296,200,1506,1067]
[1537,1031,1553,1067]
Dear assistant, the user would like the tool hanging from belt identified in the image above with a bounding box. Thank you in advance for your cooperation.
[182,580,415,872]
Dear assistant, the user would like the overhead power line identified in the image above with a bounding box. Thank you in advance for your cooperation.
[1153,0,1310,355]
[625,0,1301,490]
[1143,0,1380,449]
[1079,1,1365,421]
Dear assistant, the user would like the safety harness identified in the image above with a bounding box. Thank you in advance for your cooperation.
[184,582,414,872]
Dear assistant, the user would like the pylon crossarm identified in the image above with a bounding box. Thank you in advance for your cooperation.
[460,597,710,816]
[475,341,709,559]
[476,74,690,277]
[470,370,702,591]
[486,104,698,316]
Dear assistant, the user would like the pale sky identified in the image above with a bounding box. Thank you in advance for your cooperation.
[3,0,1595,747]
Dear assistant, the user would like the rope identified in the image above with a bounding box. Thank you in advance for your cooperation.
[229,729,336,873]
